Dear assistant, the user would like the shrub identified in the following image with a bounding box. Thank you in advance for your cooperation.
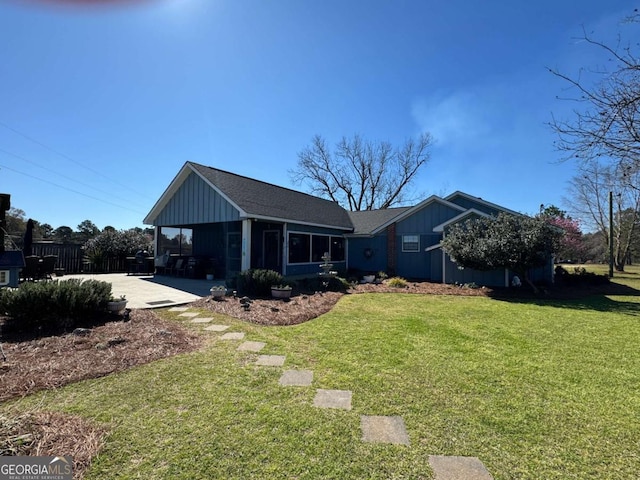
[387,277,408,288]
[235,269,285,297]
[555,265,610,286]
[298,275,350,293]
[0,279,112,333]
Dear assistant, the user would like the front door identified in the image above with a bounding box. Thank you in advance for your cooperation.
[263,230,281,272]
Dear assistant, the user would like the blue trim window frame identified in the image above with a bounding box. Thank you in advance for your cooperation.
[402,234,420,252]
[287,231,345,264]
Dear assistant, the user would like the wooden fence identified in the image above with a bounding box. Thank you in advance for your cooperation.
[32,242,128,274]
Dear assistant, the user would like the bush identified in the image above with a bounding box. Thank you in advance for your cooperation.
[235,269,285,297]
[554,265,610,286]
[298,275,350,293]
[387,277,408,288]
[0,279,112,333]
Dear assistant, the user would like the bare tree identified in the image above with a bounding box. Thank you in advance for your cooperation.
[566,159,640,270]
[290,133,433,211]
[549,15,640,189]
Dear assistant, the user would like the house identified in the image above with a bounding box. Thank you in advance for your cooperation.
[144,162,553,286]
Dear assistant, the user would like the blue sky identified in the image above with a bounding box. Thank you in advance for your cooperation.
[0,0,634,231]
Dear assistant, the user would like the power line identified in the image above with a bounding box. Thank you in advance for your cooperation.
[0,163,147,215]
[0,147,141,206]
[0,120,155,201]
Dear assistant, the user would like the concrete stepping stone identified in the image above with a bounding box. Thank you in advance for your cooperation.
[204,324,230,332]
[220,332,245,340]
[428,456,494,480]
[360,415,409,445]
[279,370,313,386]
[237,341,266,352]
[190,317,213,324]
[255,355,286,366]
[313,389,352,410]
[178,312,199,318]
[169,307,190,312]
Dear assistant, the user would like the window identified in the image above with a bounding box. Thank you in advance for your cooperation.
[312,236,330,262]
[288,233,345,264]
[0,271,8,286]
[289,233,311,264]
[402,234,420,252]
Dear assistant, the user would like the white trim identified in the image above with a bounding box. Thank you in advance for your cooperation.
[369,195,466,234]
[0,270,9,286]
[424,242,442,252]
[286,230,346,265]
[401,234,420,252]
[241,219,251,271]
[245,213,352,232]
[432,208,492,233]
[444,191,522,216]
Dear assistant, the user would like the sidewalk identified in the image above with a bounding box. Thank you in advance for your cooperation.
[64,273,224,309]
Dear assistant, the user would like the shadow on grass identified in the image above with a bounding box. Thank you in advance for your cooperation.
[488,282,640,315]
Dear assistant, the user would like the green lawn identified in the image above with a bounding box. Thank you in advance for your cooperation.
[3,267,640,479]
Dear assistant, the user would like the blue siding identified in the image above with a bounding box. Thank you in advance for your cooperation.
[154,172,240,226]
[444,254,506,287]
[347,234,387,274]
[391,201,461,280]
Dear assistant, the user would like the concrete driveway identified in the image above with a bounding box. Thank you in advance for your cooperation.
[63,273,225,309]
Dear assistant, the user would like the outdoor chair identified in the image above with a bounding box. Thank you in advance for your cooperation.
[21,255,41,282]
[166,258,185,276]
[40,255,58,280]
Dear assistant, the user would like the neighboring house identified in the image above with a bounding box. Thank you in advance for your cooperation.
[144,162,553,286]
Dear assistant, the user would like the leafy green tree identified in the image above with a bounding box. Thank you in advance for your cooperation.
[76,220,100,243]
[441,213,561,292]
[53,226,75,244]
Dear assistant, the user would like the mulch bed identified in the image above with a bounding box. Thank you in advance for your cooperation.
[0,309,202,479]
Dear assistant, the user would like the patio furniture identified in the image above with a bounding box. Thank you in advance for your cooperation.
[21,255,41,282]
[40,255,58,280]
[166,258,186,276]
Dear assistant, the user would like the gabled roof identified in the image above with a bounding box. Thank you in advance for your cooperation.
[144,162,354,230]
[445,191,521,216]
[348,195,467,235]
[346,207,411,235]
[432,208,492,232]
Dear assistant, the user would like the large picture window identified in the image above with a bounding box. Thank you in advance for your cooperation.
[288,232,345,264]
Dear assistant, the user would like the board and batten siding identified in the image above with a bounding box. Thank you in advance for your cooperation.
[153,172,240,226]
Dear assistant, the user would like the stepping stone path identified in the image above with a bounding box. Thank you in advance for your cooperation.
[204,324,230,332]
[191,317,213,324]
[313,389,352,410]
[279,370,313,387]
[237,341,266,352]
[172,306,494,479]
[428,456,494,480]
[361,415,410,445]
[220,332,245,340]
[255,354,286,366]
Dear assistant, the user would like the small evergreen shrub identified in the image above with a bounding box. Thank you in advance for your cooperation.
[0,279,112,333]
[387,277,408,288]
[555,265,610,286]
[299,275,350,292]
[235,269,285,297]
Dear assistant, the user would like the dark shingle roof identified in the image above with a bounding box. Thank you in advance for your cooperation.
[190,162,353,230]
[347,207,411,234]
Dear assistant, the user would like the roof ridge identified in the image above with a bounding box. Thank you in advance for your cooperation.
[188,161,341,205]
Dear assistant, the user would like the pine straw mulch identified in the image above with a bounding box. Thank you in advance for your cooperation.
[0,411,105,480]
[190,280,494,326]
[0,309,202,479]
